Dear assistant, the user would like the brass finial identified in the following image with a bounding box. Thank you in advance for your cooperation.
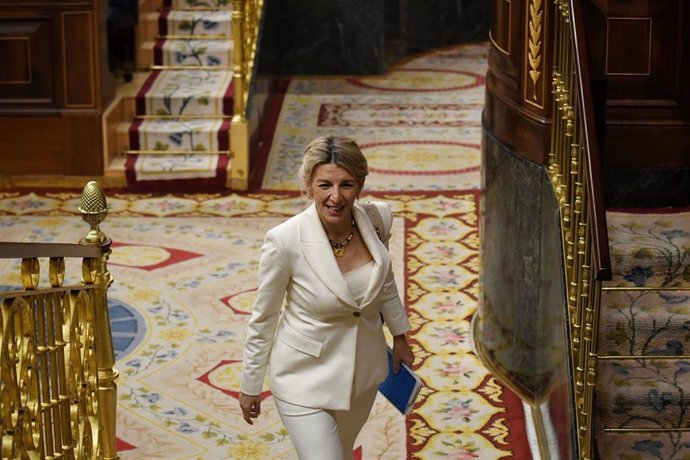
[79,181,108,244]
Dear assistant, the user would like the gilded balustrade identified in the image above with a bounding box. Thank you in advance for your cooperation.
[230,0,264,189]
[549,0,610,458]
[0,182,118,459]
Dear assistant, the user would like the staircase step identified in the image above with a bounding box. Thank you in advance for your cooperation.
[163,0,232,10]
[138,41,157,69]
[596,431,690,459]
[159,10,232,37]
[139,38,233,69]
[139,12,160,46]
[596,358,690,431]
[126,118,230,153]
[125,153,230,187]
[606,210,690,288]
[598,290,690,356]
[139,10,232,44]
[135,69,234,117]
[150,38,233,67]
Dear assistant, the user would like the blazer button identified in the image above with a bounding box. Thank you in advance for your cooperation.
[353,311,361,317]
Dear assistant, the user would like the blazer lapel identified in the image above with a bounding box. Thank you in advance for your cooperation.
[299,204,357,307]
[353,204,388,308]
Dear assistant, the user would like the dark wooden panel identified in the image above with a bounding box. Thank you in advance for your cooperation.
[606,18,651,75]
[0,0,113,176]
[62,11,94,107]
[0,17,53,103]
[0,115,103,175]
[604,123,690,168]
[605,0,684,107]
[0,36,30,82]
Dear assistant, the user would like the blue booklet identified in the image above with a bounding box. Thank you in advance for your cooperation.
[378,348,423,415]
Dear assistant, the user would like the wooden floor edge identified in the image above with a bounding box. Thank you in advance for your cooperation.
[0,175,127,189]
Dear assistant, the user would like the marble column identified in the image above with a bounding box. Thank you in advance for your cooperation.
[399,0,489,55]
[475,129,576,457]
[257,0,489,75]
[259,0,386,75]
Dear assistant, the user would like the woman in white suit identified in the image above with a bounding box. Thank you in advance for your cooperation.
[239,136,414,459]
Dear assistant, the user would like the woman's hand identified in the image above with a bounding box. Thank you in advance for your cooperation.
[239,392,262,425]
[392,334,414,373]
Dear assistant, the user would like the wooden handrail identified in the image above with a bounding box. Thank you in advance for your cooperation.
[0,241,109,259]
[570,0,612,281]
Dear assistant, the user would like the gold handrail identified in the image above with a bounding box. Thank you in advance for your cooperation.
[229,0,264,189]
[0,181,118,459]
[549,0,612,458]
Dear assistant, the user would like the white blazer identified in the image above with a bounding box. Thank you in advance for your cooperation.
[240,202,410,410]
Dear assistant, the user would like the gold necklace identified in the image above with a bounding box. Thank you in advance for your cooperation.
[329,218,356,257]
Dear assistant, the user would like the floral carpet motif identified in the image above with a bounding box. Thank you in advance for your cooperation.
[596,210,690,459]
[606,211,690,289]
[261,43,488,192]
[0,190,530,459]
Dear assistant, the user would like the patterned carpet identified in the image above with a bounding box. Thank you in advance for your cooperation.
[0,42,539,459]
[0,190,530,459]
[260,44,487,192]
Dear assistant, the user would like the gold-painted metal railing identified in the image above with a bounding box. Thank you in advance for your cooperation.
[549,0,612,458]
[0,181,118,459]
[230,0,264,189]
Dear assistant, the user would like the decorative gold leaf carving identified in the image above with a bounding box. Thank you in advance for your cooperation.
[530,70,541,85]
[529,42,541,59]
[527,0,544,102]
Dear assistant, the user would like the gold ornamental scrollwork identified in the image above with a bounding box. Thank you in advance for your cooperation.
[526,0,545,107]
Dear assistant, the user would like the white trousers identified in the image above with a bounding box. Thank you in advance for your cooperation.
[274,386,378,460]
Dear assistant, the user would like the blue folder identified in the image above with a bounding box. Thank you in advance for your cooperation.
[378,348,422,415]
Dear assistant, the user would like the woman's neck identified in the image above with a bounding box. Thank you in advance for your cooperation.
[322,216,355,242]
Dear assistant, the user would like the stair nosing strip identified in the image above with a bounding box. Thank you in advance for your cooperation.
[125,150,231,155]
[135,115,231,120]
[598,354,690,360]
[157,35,230,40]
[602,286,690,291]
[605,427,690,433]
[160,8,232,11]
[150,66,233,71]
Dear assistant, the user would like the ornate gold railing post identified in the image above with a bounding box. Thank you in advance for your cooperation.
[549,0,611,457]
[79,181,119,460]
[229,0,264,190]
[230,0,249,190]
[0,181,118,459]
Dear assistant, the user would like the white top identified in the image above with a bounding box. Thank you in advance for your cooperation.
[344,261,375,305]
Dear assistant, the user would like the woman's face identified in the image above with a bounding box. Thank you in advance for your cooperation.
[307,163,364,228]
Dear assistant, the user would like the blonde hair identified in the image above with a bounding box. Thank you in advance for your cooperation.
[298,136,369,188]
